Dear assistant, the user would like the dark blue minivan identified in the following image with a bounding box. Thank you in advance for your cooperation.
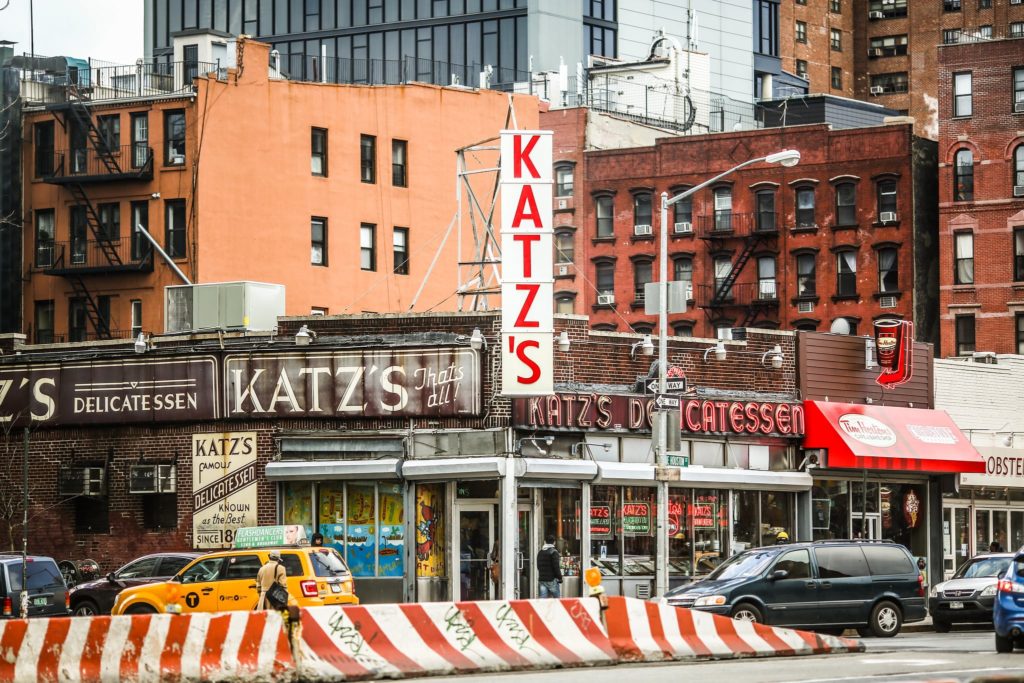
[662,540,926,637]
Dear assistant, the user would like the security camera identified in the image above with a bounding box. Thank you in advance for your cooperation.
[799,450,822,470]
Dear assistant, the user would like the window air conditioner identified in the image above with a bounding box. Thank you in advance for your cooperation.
[558,199,568,209]
[59,467,107,497]
[880,295,898,309]
[170,154,185,165]
[880,211,898,223]
[798,301,815,314]
[129,464,177,494]
[869,48,884,57]
[674,221,693,234]
[870,86,885,95]
[597,293,615,305]
[1014,185,1024,197]
[557,264,572,276]
[1015,101,1024,113]
[869,11,885,18]
[634,224,653,236]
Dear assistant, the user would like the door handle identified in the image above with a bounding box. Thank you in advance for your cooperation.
[200,587,214,594]
[804,581,816,589]
[248,584,256,589]
[819,581,832,589]
[516,552,524,571]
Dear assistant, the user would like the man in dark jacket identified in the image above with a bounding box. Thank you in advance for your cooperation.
[537,535,563,598]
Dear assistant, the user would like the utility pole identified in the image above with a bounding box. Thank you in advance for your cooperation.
[20,426,27,618]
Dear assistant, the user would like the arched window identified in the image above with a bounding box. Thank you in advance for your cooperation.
[795,187,815,227]
[633,192,653,228]
[672,321,695,337]
[756,190,776,232]
[673,256,693,300]
[877,247,899,293]
[672,188,693,228]
[836,249,858,297]
[796,253,816,297]
[713,187,733,231]
[555,163,574,196]
[555,230,574,264]
[633,259,653,303]
[594,195,614,237]
[595,261,615,299]
[835,182,856,226]
[1015,146,1024,192]
[632,324,654,335]
[954,149,974,201]
[555,293,575,314]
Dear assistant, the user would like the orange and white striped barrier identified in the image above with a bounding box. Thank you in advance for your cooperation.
[0,610,293,682]
[294,598,617,680]
[605,596,865,661]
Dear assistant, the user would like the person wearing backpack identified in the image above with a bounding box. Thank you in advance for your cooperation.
[536,535,563,599]
[255,551,288,610]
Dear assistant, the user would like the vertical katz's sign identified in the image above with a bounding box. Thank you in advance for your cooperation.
[500,130,554,396]
[192,432,258,549]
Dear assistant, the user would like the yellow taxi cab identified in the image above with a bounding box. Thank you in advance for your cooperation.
[111,526,358,615]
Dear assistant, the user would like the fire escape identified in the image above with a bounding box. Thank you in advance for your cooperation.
[697,208,780,328]
[40,84,154,341]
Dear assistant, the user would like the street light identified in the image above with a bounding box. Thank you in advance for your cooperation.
[653,149,800,599]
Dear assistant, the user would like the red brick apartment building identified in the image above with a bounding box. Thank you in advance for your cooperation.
[779,0,1024,140]
[543,115,939,344]
[937,35,1024,357]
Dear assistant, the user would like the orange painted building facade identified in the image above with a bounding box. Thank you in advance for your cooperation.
[21,39,537,343]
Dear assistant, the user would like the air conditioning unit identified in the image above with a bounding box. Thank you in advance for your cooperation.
[1013,0,1022,5]
[557,264,573,276]
[972,351,998,364]
[869,48,883,57]
[870,86,885,95]
[165,281,285,333]
[557,199,568,209]
[634,224,653,236]
[880,211,898,223]
[59,467,106,497]
[869,10,885,18]
[1015,101,1024,113]
[1014,186,1024,197]
[129,464,177,494]
[169,154,185,165]
[597,293,615,305]
[880,295,898,309]
[674,221,693,234]
[798,301,815,314]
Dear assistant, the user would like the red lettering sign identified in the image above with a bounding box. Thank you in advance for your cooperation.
[513,135,540,179]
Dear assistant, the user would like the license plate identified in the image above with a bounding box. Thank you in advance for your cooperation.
[330,583,341,593]
[949,601,964,609]
[32,597,47,607]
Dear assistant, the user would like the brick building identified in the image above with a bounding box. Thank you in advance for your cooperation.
[15,36,536,343]
[549,120,938,344]
[937,35,1024,357]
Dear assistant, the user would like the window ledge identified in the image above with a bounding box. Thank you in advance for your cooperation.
[1013,282,1024,291]
[873,291,903,300]
[872,221,902,228]
[160,165,187,172]
[553,272,576,281]
[630,235,656,244]
[830,223,859,232]
[791,295,820,305]
[630,300,647,310]
[670,232,696,240]
[592,304,616,312]
[832,294,860,303]
[592,236,617,245]
[789,225,819,234]
[952,285,976,293]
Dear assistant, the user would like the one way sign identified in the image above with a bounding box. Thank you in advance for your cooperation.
[654,394,680,410]
[646,379,687,393]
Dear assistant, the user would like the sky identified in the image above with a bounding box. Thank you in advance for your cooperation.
[1,0,144,65]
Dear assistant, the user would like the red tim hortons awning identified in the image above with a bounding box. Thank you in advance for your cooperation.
[802,401,985,474]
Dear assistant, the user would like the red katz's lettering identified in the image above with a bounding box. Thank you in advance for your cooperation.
[513,135,540,179]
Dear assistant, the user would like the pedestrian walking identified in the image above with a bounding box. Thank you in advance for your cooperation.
[537,535,562,599]
[255,551,288,610]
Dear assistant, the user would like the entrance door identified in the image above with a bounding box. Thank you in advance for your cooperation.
[851,513,881,540]
[456,505,493,601]
[517,505,534,599]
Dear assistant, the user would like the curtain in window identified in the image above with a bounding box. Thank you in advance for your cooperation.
[956,234,974,284]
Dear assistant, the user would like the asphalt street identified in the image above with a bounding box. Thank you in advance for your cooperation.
[441,629,1024,682]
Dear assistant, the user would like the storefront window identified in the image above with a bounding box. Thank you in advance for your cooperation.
[543,489,581,576]
[590,485,657,577]
[668,491,691,575]
[852,481,880,513]
[812,480,849,540]
[378,484,404,577]
[762,492,792,544]
[282,482,313,538]
[731,490,794,550]
[976,509,991,554]
[346,483,376,576]
[318,482,345,552]
[590,485,620,576]
[732,490,758,552]
[1013,511,1024,552]
[416,483,446,579]
[691,489,728,573]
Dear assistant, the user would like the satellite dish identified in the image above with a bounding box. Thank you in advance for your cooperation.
[829,318,851,335]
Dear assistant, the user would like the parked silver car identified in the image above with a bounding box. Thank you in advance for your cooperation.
[929,553,1013,632]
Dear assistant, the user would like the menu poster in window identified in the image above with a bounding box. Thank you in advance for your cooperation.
[622,502,652,536]
[812,498,831,530]
[668,499,685,538]
[590,504,612,538]
[689,501,717,529]
[346,485,376,577]
[378,485,404,577]
[416,483,446,577]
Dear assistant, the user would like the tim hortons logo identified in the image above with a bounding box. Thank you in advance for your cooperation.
[838,414,897,447]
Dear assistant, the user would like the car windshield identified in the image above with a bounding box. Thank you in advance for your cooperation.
[954,556,1011,579]
[705,550,776,581]
[310,548,350,577]
[6,560,63,592]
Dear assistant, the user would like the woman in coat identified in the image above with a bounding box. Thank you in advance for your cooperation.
[255,551,287,610]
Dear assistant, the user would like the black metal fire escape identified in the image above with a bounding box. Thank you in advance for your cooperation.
[699,211,780,328]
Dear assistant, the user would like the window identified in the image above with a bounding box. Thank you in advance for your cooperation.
[311,217,327,266]
[633,192,653,228]
[311,307,328,316]
[773,549,811,579]
[954,150,974,201]
[130,112,149,168]
[1013,22,1024,39]
[944,0,961,10]
[1015,229,1024,281]
[68,298,88,343]
[757,0,779,55]
[143,494,177,530]
[311,127,327,176]
[164,110,185,165]
[97,114,120,152]
[131,299,143,339]
[181,558,224,583]
[830,28,841,51]
[831,67,842,90]
[943,29,961,44]
[757,257,776,299]
[673,322,694,337]
[70,207,87,265]
[34,121,54,177]
[830,0,840,10]
[360,223,376,270]
[862,545,914,574]
[796,187,815,227]
[870,35,908,56]
[795,21,807,43]
[979,0,992,8]
[877,247,899,293]
[1014,69,1024,111]
[955,232,974,284]
[814,546,869,578]
[673,256,693,300]
[871,72,908,93]
[555,294,575,314]
[595,262,615,298]
[70,118,87,174]
[673,192,692,225]
[165,199,187,258]
[796,0,806,4]
[555,164,574,196]
[796,60,808,79]
[1015,146,1024,189]
[98,203,120,240]
[869,0,907,17]
[595,195,614,237]
[836,250,857,296]
[633,260,652,303]
[796,253,816,296]
[876,179,897,217]
[309,481,402,577]
[392,139,407,187]
[130,201,149,261]
[183,43,199,82]
[34,209,54,268]
[713,187,732,231]
[714,256,733,298]
[979,25,992,39]
[756,191,776,232]
[835,182,856,225]
[956,315,976,355]
[34,300,54,344]
[555,230,574,263]
[1018,314,1024,355]
[360,134,376,183]
[393,227,409,274]
[954,72,972,117]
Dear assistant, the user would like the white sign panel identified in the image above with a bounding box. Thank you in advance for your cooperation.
[500,129,554,397]
[192,431,259,549]
[960,447,1024,489]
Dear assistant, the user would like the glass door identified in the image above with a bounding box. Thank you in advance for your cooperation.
[852,513,881,540]
[456,505,493,601]
[517,504,533,599]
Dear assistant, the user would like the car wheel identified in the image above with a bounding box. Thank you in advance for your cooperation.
[996,633,1013,653]
[730,602,763,623]
[73,600,100,617]
[125,604,157,615]
[932,619,951,633]
[869,601,902,638]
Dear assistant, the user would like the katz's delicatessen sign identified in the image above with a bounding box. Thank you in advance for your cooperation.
[192,432,258,549]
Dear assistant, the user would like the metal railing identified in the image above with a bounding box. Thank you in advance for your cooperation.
[38,240,153,272]
[46,145,153,180]
[19,60,220,105]
[290,54,528,90]
[696,282,780,307]
[697,212,780,238]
